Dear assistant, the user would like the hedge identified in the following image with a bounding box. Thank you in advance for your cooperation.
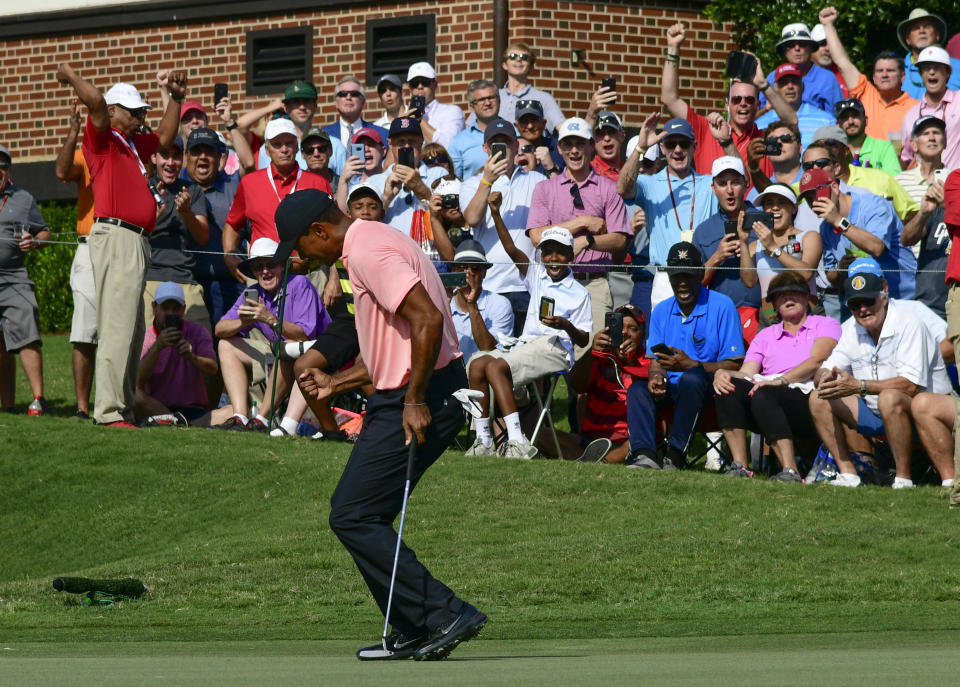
[26,202,78,333]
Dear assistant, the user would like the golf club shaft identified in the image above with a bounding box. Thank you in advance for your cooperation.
[267,258,291,430]
[382,440,418,647]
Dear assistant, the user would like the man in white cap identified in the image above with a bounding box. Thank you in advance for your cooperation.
[405,61,464,149]
[896,8,960,99]
[899,46,960,170]
[221,117,332,282]
[763,22,842,113]
[809,23,850,98]
[55,62,184,429]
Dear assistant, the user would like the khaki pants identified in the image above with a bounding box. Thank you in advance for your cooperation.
[142,280,212,334]
[89,221,149,424]
[574,275,612,360]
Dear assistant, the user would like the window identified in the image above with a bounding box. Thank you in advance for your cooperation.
[246,26,313,95]
[365,15,436,86]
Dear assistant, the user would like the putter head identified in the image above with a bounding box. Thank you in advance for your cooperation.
[453,388,484,419]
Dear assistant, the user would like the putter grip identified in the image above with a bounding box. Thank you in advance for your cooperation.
[53,576,148,598]
[407,441,417,482]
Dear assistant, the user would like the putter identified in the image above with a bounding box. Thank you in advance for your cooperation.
[453,388,484,419]
[382,439,418,651]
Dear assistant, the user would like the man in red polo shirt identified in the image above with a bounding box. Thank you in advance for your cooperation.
[56,63,183,428]
[221,118,332,282]
[661,23,795,180]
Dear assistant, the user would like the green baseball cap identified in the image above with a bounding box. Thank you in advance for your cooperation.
[283,80,317,102]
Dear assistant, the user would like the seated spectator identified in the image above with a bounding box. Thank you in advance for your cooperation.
[896,8,960,99]
[713,271,840,481]
[624,242,744,470]
[590,111,626,181]
[136,282,221,426]
[911,391,958,494]
[498,42,565,133]
[321,75,388,154]
[833,97,901,174]
[371,74,405,128]
[692,156,762,343]
[555,304,651,463]
[0,143,51,415]
[764,22,842,113]
[756,64,834,152]
[899,46,960,170]
[405,62,464,149]
[897,115,950,202]
[809,260,952,487]
[335,127,385,212]
[819,8,918,144]
[214,238,329,431]
[466,227,591,459]
[421,141,456,178]
[300,128,339,192]
[514,99,564,177]
[449,79,501,179]
[447,239,514,363]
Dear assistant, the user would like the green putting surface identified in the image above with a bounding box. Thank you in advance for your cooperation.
[3,633,958,686]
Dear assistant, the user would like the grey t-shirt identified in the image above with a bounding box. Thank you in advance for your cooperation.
[0,185,48,285]
[147,177,207,283]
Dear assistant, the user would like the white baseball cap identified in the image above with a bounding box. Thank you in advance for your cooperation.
[104,83,152,110]
[711,156,746,179]
[434,178,461,196]
[810,24,826,43]
[264,118,298,141]
[347,181,383,204]
[755,183,798,206]
[407,62,437,81]
[556,117,592,141]
[249,237,280,259]
[917,46,952,67]
[539,226,574,247]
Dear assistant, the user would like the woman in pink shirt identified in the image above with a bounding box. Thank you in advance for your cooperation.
[712,271,840,482]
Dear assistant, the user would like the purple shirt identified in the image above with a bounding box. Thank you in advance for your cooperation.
[744,314,841,376]
[526,168,631,274]
[220,274,330,342]
[141,320,215,409]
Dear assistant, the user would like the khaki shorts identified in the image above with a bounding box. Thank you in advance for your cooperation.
[471,334,570,387]
[69,241,98,345]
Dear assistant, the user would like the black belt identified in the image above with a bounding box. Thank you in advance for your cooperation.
[94,217,145,234]
[574,272,607,282]
[819,287,841,295]
[77,235,88,244]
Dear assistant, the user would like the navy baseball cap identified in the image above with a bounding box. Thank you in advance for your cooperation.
[515,99,544,120]
[388,116,423,139]
[483,117,517,143]
[661,118,695,141]
[274,189,337,265]
[186,127,221,151]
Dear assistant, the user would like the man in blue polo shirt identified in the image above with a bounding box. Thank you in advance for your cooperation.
[625,242,744,470]
[692,156,762,344]
[449,79,501,180]
[762,23,842,113]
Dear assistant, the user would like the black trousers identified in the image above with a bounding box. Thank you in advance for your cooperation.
[329,359,468,635]
[714,377,814,442]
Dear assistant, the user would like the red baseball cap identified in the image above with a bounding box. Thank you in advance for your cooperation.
[774,63,803,82]
[798,168,833,195]
[179,101,206,120]
[944,169,960,225]
[351,127,384,146]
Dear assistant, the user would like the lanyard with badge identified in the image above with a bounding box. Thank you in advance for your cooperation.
[110,129,163,206]
[666,172,695,242]
[267,168,302,202]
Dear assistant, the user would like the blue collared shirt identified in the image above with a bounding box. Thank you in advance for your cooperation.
[449,123,487,180]
[756,102,835,154]
[633,169,718,266]
[648,288,745,385]
[190,171,241,280]
[763,63,843,113]
[692,206,761,309]
[450,288,515,362]
[498,84,566,134]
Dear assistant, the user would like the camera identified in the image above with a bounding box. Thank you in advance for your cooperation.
[765,141,783,156]
[442,194,459,210]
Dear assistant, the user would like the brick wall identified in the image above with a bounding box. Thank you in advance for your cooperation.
[0,0,733,167]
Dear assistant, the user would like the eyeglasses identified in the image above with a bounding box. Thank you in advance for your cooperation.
[422,153,449,165]
[520,144,534,153]
[570,184,584,210]
[729,95,757,106]
[765,133,797,145]
[302,144,330,154]
[336,90,364,99]
[119,105,148,119]
[472,95,498,106]
[662,138,692,150]
[249,260,279,272]
[801,158,834,170]
[507,52,532,62]
[409,78,433,89]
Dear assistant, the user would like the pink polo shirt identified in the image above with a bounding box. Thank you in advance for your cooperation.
[342,219,461,390]
[743,314,841,376]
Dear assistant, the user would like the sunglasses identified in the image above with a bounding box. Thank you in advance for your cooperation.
[662,138,692,150]
[336,90,364,99]
[119,105,148,119]
[801,158,834,171]
[249,260,279,272]
[729,95,757,106]
[472,95,498,106]
[765,133,797,145]
[507,52,532,62]
[409,78,433,89]
[520,144,534,153]
[847,297,877,311]
[570,184,584,210]
[422,153,449,165]
[302,144,330,154]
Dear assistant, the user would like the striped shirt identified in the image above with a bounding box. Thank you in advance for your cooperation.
[895,166,953,203]
[581,352,650,442]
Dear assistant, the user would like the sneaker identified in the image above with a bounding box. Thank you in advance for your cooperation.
[104,420,139,429]
[704,454,724,472]
[831,472,862,487]
[413,604,487,661]
[465,438,498,457]
[625,451,660,469]
[142,413,187,427]
[27,397,51,416]
[71,410,91,421]
[723,461,752,478]
[499,440,537,459]
[269,426,292,437]
[215,416,248,431]
[356,631,425,661]
[280,340,316,361]
[310,428,351,442]
[891,476,915,490]
[577,438,612,463]
[247,417,269,432]
[771,467,802,483]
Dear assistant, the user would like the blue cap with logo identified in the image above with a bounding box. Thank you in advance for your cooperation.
[483,117,518,143]
[662,118,696,141]
[388,116,424,139]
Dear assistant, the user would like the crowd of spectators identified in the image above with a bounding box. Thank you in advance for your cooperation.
[3,5,960,503]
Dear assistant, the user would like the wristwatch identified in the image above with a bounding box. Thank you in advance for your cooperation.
[837,217,851,233]
[758,82,770,92]
[859,380,868,397]
[717,137,733,148]
[585,233,596,248]
[226,121,239,131]
[770,246,783,258]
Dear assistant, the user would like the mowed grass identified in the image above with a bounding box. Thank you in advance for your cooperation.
[3,336,960,683]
